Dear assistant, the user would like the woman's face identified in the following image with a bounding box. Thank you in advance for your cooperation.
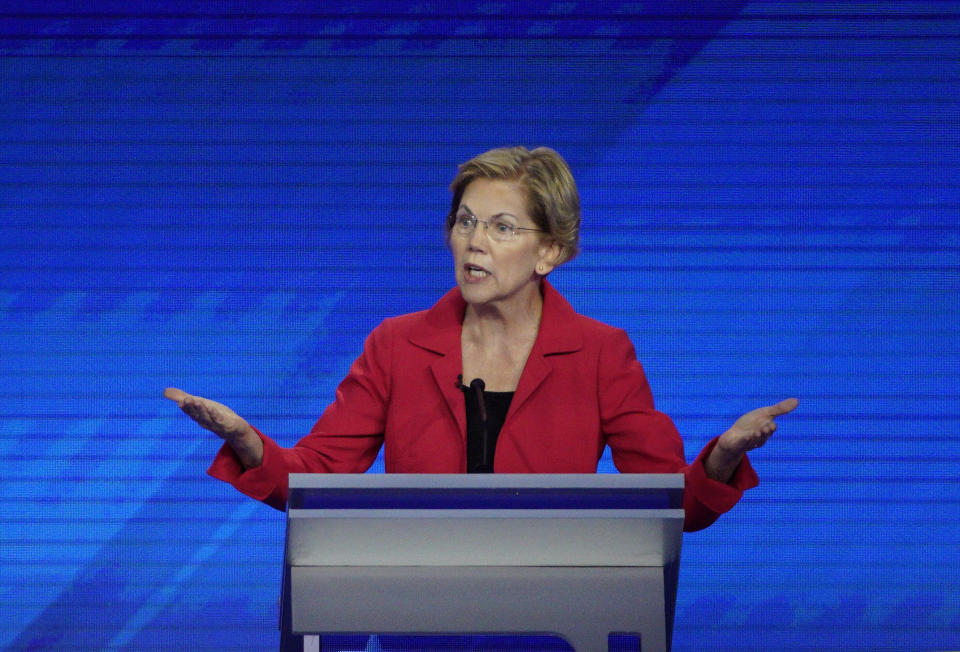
[450,178,560,314]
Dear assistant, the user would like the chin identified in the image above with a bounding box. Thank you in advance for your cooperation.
[458,282,494,307]
[458,284,485,304]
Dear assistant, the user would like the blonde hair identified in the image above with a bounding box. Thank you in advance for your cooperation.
[446,146,580,264]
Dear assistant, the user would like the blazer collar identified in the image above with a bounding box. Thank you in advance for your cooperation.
[410,279,584,441]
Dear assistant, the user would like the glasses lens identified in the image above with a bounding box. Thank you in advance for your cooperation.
[489,219,516,241]
[454,215,474,234]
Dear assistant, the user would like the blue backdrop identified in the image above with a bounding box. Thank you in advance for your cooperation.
[2,1,958,650]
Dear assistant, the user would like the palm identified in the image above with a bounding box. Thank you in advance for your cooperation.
[163,387,249,440]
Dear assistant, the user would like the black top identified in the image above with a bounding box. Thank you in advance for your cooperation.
[462,387,514,473]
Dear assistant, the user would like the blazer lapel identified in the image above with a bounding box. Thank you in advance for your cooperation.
[508,347,551,417]
[508,280,583,418]
[430,353,466,438]
[409,288,468,440]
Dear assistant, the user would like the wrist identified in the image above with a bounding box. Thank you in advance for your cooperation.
[704,433,745,484]
[227,425,263,468]
[715,430,747,462]
[223,420,254,444]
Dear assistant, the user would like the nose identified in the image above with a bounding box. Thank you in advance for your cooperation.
[466,219,489,249]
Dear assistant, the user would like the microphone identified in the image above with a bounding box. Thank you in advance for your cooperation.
[469,377,492,472]
[456,375,492,472]
[469,377,487,421]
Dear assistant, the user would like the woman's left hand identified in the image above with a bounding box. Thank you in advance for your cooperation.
[705,397,799,483]
[719,397,799,457]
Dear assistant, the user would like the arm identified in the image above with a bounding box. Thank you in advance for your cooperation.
[165,319,395,509]
[598,328,793,531]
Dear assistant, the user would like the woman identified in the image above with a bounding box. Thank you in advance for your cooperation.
[165,146,797,531]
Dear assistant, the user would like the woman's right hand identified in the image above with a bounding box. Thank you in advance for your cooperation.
[163,387,264,468]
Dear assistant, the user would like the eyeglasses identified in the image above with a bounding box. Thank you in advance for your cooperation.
[451,213,544,242]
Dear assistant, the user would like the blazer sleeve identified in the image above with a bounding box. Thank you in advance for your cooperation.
[598,327,758,531]
[206,318,394,510]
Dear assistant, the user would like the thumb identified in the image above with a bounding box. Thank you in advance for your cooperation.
[766,397,799,417]
[163,387,189,404]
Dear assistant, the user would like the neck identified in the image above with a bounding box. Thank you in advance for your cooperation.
[462,283,544,341]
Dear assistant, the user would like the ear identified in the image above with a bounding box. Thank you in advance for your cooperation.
[536,238,564,276]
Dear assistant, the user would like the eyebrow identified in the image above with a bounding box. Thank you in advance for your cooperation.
[458,204,520,222]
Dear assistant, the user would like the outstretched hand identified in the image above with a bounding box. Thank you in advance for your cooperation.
[163,387,263,468]
[705,397,799,484]
[163,387,251,440]
[718,397,799,458]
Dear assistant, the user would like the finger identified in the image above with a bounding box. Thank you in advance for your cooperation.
[163,387,189,404]
[765,397,799,418]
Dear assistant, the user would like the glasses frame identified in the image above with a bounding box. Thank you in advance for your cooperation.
[450,213,545,242]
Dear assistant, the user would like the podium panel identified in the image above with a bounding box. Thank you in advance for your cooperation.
[281,474,684,652]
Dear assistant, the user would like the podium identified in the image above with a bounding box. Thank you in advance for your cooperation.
[280,474,684,652]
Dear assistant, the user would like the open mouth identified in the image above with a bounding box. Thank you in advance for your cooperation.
[465,263,491,279]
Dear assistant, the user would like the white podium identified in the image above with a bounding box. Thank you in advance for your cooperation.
[280,473,684,652]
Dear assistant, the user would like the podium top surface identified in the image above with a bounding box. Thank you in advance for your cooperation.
[287,473,684,510]
[290,473,683,489]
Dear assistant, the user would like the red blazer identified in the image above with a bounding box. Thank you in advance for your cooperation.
[209,280,758,531]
